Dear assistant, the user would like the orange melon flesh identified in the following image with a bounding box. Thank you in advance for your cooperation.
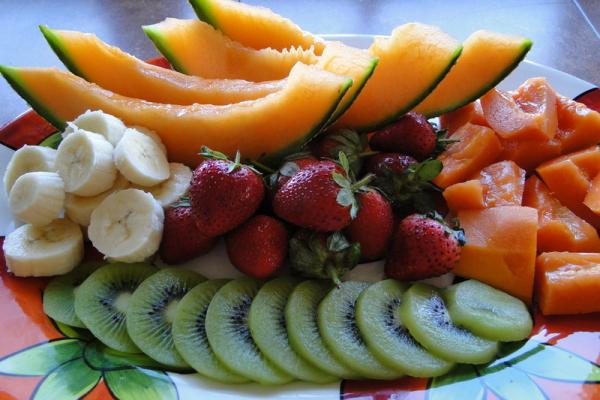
[335,23,462,132]
[189,0,325,53]
[413,31,532,117]
[536,252,600,315]
[499,136,562,172]
[0,64,351,167]
[439,100,487,134]
[456,206,538,303]
[480,78,558,141]
[583,173,600,215]
[523,176,600,253]
[537,146,600,228]
[477,160,526,207]
[40,27,284,105]
[443,180,485,212]
[555,95,600,154]
[433,123,503,189]
[143,18,317,81]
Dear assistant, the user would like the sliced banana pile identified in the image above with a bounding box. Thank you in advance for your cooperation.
[2,110,192,276]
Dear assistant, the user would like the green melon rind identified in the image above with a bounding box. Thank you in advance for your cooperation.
[421,39,533,118]
[39,25,87,80]
[0,65,66,130]
[142,25,189,74]
[189,0,219,29]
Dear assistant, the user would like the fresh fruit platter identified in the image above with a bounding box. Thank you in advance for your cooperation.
[0,0,599,399]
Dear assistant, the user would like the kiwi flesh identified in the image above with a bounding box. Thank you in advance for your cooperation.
[355,279,454,377]
[444,279,533,342]
[205,278,293,385]
[74,263,156,353]
[44,261,104,328]
[126,267,206,368]
[248,277,336,383]
[286,280,360,379]
[399,283,499,364]
[318,281,403,380]
[172,279,248,383]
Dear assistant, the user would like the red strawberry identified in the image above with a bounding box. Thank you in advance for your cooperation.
[309,129,367,175]
[189,148,265,237]
[159,205,217,264]
[369,112,437,160]
[385,213,465,281]
[344,190,393,261]
[269,155,319,196]
[363,153,417,177]
[226,215,288,278]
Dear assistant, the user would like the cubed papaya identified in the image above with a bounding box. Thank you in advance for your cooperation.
[537,146,600,228]
[583,173,600,215]
[439,100,488,135]
[555,95,600,154]
[499,136,561,172]
[433,123,502,189]
[480,78,558,141]
[478,160,526,207]
[443,179,485,212]
[523,176,600,252]
[536,252,600,315]
[456,206,538,303]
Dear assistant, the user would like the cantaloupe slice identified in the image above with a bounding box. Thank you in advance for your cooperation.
[413,30,532,117]
[537,146,600,228]
[39,26,284,105]
[0,63,351,167]
[439,100,487,134]
[523,176,600,253]
[456,206,538,303]
[536,252,600,315]
[443,180,485,212]
[433,123,503,189]
[189,0,325,53]
[143,18,317,81]
[555,95,600,154]
[335,23,462,131]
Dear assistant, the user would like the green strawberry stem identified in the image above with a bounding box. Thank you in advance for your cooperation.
[249,159,276,174]
[326,264,342,288]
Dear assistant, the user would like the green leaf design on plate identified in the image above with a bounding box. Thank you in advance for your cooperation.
[32,357,101,400]
[53,319,93,340]
[477,363,546,400]
[427,364,485,400]
[83,341,167,371]
[39,131,62,149]
[0,339,84,376]
[104,367,178,400]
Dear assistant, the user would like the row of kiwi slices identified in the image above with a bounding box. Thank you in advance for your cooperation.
[42,262,533,384]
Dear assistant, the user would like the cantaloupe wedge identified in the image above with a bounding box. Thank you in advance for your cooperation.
[0,63,351,166]
[439,100,487,134]
[443,180,485,212]
[456,206,538,303]
[39,26,284,105]
[433,123,503,189]
[555,95,600,154]
[413,30,532,117]
[536,252,600,315]
[335,23,462,131]
[189,0,325,53]
[537,146,600,228]
[523,176,600,253]
[143,18,317,81]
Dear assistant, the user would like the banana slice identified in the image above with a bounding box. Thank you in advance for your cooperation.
[56,129,117,196]
[65,174,130,226]
[129,126,167,155]
[135,163,192,207]
[9,171,65,226]
[114,128,170,187]
[3,218,84,277]
[88,188,164,262]
[3,145,56,195]
[63,110,127,146]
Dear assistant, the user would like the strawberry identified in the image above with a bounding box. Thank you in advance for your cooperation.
[289,230,360,286]
[226,215,288,279]
[363,153,417,177]
[370,112,451,160]
[344,189,393,261]
[268,154,319,196]
[385,213,465,281]
[309,128,368,175]
[189,147,265,237]
[159,204,217,264]
[273,154,372,232]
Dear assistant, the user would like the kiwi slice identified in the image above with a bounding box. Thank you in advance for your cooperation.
[355,279,454,377]
[172,279,248,383]
[318,281,403,380]
[399,283,499,364]
[248,277,336,383]
[126,267,206,368]
[44,261,104,328]
[205,278,293,385]
[74,263,156,353]
[285,280,360,379]
[444,280,533,342]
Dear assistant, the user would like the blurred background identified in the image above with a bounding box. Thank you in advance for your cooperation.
[1,0,598,124]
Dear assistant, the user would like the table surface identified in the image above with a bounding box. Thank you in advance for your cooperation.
[1,0,599,126]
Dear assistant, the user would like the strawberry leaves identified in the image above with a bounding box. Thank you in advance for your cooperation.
[333,152,374,219]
